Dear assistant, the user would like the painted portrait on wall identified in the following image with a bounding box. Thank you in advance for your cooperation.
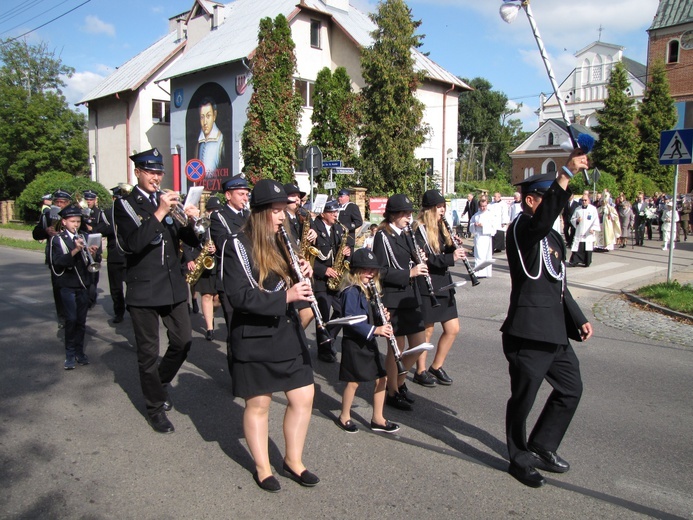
[185,82,232,192]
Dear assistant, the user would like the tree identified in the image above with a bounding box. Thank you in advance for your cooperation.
[637,59,677,192]
[0,39,88,199]
[359,0,428,198]
[241,15,303,185]
[309,67,360,190]
[591,61,640,195]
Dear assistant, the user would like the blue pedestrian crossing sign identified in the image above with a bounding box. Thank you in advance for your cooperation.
[659,129,693,165]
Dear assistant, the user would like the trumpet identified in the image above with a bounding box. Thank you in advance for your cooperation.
[162,189,190,226]
[78,233,101,273]
[441,217,480,286]
[404,224,440,308]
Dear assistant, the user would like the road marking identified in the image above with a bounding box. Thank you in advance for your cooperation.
[570,261,627,275]
[583,266,667,288]
[12,294,41,304]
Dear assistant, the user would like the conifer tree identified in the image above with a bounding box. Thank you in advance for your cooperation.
[359,0,428,198]
[309,67,360,190]
[591,61,640,195]
[637,59,677,192]
[241,15,302,184]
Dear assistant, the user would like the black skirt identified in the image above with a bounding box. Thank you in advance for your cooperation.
[389,306,424,336]
[421,293,458,324]
[339,336,387,382]
[230,346,313,398]
[193,269,217,295]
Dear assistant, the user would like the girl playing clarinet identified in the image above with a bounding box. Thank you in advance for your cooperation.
[336,248,399,434]
[372,194,429,411]
[223,179,318,493]
[412,190,466,386]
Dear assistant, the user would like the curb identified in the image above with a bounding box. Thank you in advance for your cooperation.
[621,290,693,323]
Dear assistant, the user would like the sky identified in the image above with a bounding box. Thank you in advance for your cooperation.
[0,0,661,131]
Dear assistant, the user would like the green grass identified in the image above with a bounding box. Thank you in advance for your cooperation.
[0,222,33,231]
[0,236,46,251]
[635,281,693,314]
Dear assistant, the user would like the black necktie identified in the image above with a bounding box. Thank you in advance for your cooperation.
[150,194,157,207]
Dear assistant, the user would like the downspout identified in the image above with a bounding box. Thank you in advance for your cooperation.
[442,84,455,195]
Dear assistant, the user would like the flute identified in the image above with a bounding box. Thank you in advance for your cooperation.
[404,224,440,308]
[367,281,406,375]
[278,225,333,346]
[441,217,480,286]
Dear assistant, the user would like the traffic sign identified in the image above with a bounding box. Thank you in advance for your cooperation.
[322,160,342,168]
[324,181,337,189]
[185,159,205,182]
[659,129,693,165]
[332,167,355,175]
[304,145,323,171]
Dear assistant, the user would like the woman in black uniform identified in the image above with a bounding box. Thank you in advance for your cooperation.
[412,190,466,386]
[372,194,428,411]
[223,179,319,493]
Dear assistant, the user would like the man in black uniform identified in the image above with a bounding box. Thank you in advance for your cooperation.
[209,175,250,369]
[103,186,127,323]
[113,148,199,434]
[337,188,363,250]
[501,150,593,488]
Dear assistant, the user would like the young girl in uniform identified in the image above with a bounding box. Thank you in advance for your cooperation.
[412,190,466,386]
[336,248,399,434]
[372,194,429,411]
[223,179,319,493]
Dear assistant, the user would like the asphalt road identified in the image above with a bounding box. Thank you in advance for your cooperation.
[1,238,691,519]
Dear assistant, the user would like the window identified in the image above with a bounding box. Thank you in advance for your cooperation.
[668,40,680,64]
[152,100,170,124]
[310,19,321,48]
[545,160,556,173]
[295,79,315,108]
[548,133,554,146]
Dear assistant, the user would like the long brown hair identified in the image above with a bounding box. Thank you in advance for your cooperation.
[339,268,381,294]
[243,205,292,287]
[414,206,442,254]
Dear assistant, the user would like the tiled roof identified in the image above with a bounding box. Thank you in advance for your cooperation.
[77,32,184,104]
[649,0,693,31]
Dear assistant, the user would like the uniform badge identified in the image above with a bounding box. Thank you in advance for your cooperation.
[165,216,174,225]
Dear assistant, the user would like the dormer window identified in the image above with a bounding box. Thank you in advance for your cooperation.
[668,39,680,64]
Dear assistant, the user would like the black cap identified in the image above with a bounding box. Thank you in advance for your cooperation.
[350,248,382,269]
[205,196,221,210]
[223,175,249,191]
[283,183,306,198]
[250,179,289,208]
[337,189,350,196]
[52,190,72,201]
[130,148,165,172]
[323,200,340,213]
[385,194,414,213]
[515,173,554,196]
[59,205,83,219]
[110,186,121,197]
[83,190,97,200]
[421,190,445,207]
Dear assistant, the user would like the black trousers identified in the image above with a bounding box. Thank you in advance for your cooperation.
[569,242,593,267]
[60,286,89,358]
[129,301,192,416]
[502,333,583,468]
[107,261,126,318]
[635,221,646,245]
[218,290,234,375]
[51,270,66,322]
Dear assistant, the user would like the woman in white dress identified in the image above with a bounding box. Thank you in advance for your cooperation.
[469,195,496,278]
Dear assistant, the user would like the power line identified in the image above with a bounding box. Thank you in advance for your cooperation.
[0,0,73,38]
[0,0,91,45]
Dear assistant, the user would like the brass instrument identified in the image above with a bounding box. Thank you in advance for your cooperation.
[326,222,350,291]
[78,233,101,273]
[441,217,480,286]
[298,207,320,267]
[186,218,216,285]
[162,189,190,226]
[404,224,440,308]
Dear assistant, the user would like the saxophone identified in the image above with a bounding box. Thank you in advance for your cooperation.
[298,207,320,267]
[326,222,350,291]
[185,218,215,285]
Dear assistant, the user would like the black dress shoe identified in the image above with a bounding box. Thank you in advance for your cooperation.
[253,472,281,493]
[112,315,124,324]
[413,370,437,387]
[163,397,173,412]
[528,445,570,473]
[283,462,320,487]
[428,366,453,385]
[148,412,174,434]
[398,383,415,404]
[317,351,337,363]
[508,463,546,488]
[205,329,214,341]
[385,392,412,411]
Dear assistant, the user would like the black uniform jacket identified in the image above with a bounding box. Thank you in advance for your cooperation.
[49,231,99,289]
[341,285,376,343]
[223,232,307,363]
[372,227,420,309]
[102,207,126,266]
[501,181,588,345]
[338,202,363,247]
[414,225,455,298]
[311,217,343,292]
[113,188,197,307]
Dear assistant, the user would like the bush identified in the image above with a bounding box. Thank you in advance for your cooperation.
[16,171,113,222]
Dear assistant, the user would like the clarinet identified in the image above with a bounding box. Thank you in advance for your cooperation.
[278,226,332,346]
[441,217,480,286]
[367,281,406,375]
[404,224,440,308]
